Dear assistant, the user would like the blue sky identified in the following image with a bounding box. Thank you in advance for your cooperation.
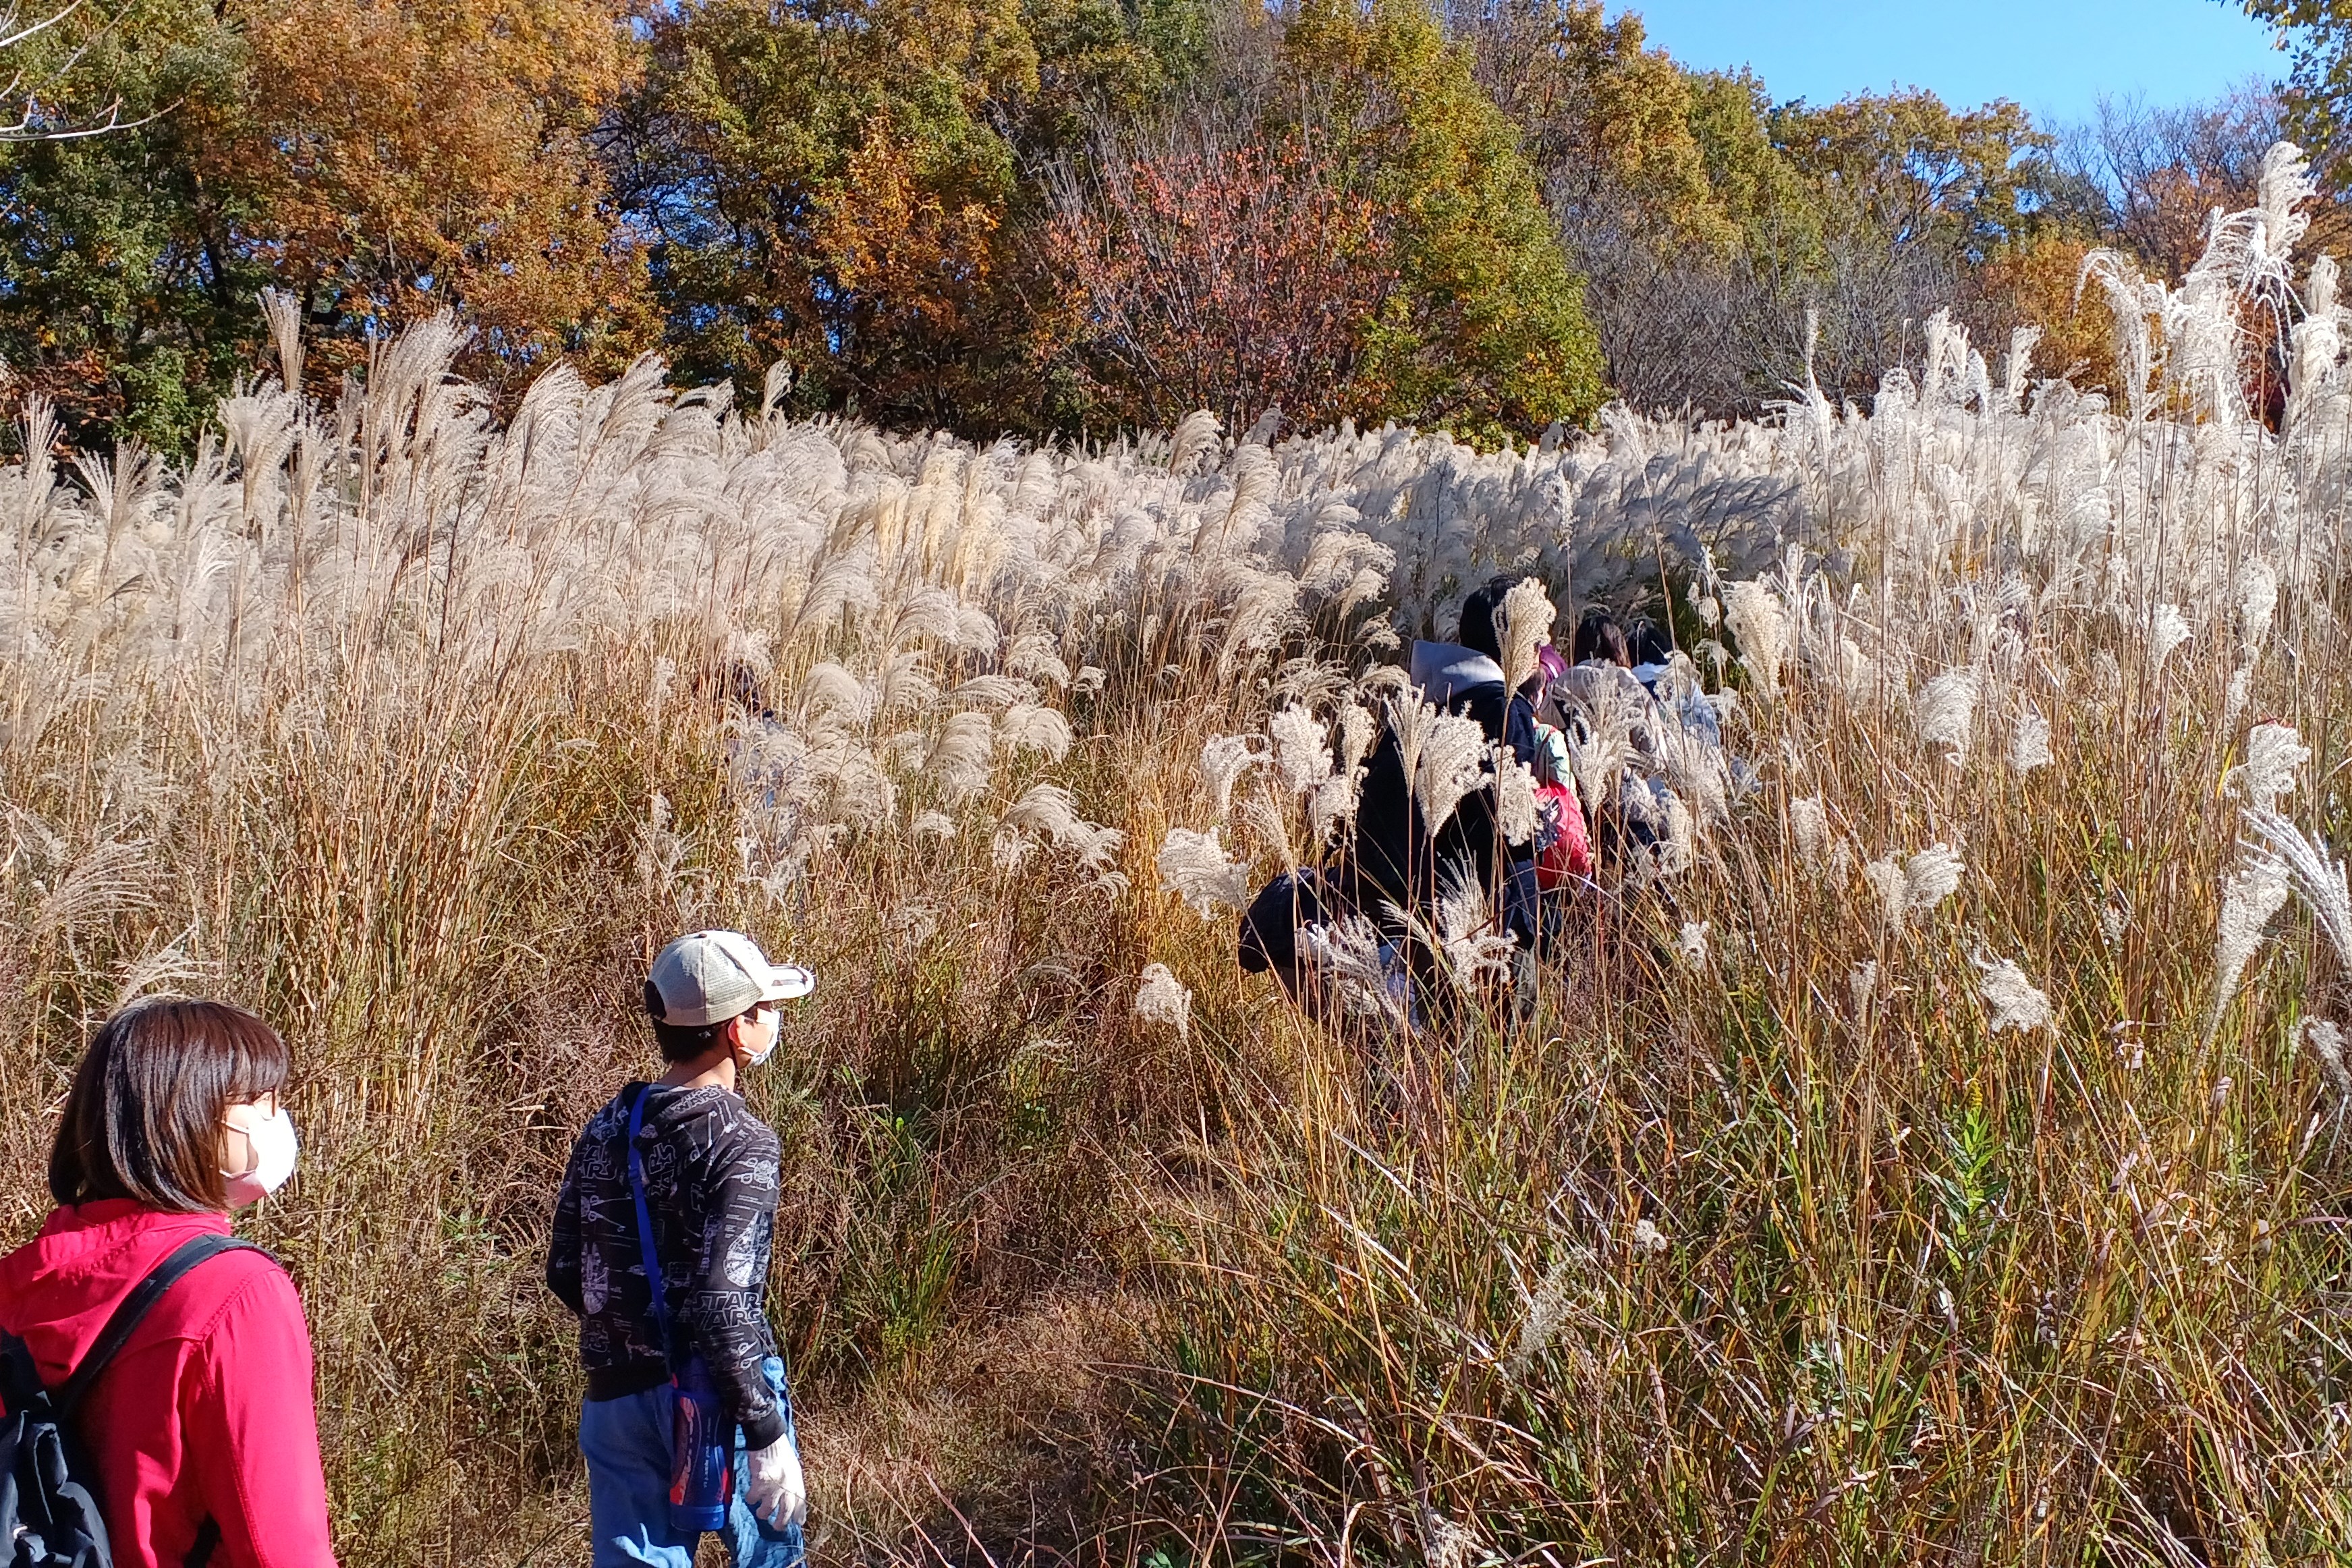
[1613,1,2286,125]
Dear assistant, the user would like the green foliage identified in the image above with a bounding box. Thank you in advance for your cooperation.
[611,0,1206,428]
[2241,0,2352,184]
[1684,69,1823,264]
[1279,0,1604,439]
[1473,0,1739,252]
[1770,90,2057,264]
[0,0,654,454]
[0,0,258,452]
[0,0,2295,454]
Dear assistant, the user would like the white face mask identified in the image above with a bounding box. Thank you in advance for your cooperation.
[738,1007,779,1067]
[222,1107,299,1207]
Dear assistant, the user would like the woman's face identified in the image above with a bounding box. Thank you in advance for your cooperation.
[219,1090,279,1186]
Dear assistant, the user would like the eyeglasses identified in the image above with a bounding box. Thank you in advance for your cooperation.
[221,1091,279,1131]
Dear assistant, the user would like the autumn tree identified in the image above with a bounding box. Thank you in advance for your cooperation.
[1434,9,2071,416]
[1044,119,1399,429]
[1275,0,1604,439]
[1774,92,2052,260]
[1454,0,1733,253]
[1449,3,1781,410]
[1659,84,2074,410]
[604,0,1204,430]
[0,0,656,448]
[211,0,655,401]
[2053,86,2308,278]
[2236,0,2352,184]
[0,0,252,447]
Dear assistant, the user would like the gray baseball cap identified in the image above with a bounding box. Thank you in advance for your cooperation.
[644,930,815,1028]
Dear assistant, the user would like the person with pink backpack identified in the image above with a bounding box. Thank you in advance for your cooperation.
[1528,640,1594,892]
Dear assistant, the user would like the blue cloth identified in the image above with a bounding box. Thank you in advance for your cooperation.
[579,1355,806,1568]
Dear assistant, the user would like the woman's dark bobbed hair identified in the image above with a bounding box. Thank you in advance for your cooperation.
[50,997,291,1213]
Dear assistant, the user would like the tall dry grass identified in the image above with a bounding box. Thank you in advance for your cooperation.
[2,150,2351,1566]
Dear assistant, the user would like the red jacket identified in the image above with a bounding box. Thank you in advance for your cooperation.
[0,1201,337,1568]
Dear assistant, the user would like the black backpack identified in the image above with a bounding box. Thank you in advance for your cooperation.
[0,1233,262,1567]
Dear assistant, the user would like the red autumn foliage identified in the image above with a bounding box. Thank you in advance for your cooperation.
[1045,131,1401,433]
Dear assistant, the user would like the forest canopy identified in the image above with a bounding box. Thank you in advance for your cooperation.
[0,0,2326,451]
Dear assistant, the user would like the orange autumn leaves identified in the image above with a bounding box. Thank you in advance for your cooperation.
[206,0,654,399]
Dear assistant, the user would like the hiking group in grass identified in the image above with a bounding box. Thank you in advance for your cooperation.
[1241,572,1739,1023]
[0,571,1727,1568]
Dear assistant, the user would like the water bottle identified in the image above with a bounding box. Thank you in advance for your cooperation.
[668,1355,734,1531]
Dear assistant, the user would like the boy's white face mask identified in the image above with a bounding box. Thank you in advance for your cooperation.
[738,1006,780,1067]
[222,1106,299,1208]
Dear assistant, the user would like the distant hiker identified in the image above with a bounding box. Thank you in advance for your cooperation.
[1557,608,1657,735]
[1623,616,1671,669]
[1237,866,1345,1003]
[549,930,815,1568]
[1552,607,1733,882]
[1627,617,1723,749]
[1571,607,1631,669]
[0,997,338,1567]
[1346,574,1549,1000]
[1236,866,1418,1026]
[1526,640,1593,897]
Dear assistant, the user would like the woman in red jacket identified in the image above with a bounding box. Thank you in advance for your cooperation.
[0,997,338,1567]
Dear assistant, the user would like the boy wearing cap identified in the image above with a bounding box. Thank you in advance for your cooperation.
[549,929,816,1568]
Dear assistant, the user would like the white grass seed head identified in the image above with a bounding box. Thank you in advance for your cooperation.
[1723,580,1787,698]
[2231,722,2309,814]
[2010,709,2052,777]
[1976,951,2054,1033]
[1917,668,1979,765]
[1789,795,1830,865]
[1133,963,1192,1041]
[1156,827,1251,920]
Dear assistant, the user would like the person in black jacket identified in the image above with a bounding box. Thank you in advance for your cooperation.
[1347,575,1546,993]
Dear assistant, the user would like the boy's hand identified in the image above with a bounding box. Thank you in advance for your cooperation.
[745,1433,806,1530]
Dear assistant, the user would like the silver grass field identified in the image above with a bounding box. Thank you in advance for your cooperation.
[5,148,2352,1565]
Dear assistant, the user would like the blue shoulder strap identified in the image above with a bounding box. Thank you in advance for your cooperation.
[623,1085,673,1365]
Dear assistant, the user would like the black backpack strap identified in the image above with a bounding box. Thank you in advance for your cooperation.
[57,1233,267,1420]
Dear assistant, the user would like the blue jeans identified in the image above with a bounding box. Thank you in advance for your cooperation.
[579,1357,806,1568]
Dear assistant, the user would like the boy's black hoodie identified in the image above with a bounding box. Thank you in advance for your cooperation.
[547,1081,787,1447]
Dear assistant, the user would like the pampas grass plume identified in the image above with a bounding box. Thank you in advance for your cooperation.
[1496,747,1540,846]
[2231,723,2309,814]
[1723,581,1787,697]
[1268,707,1334,795]
[1157,827,1251,918]
[1406,704,1490,836]
[1976,951,2053,1032]
[2301,1018,2352,1098]
[2243,810,2352,970]
[2148,603,2191,675]
[1789,795,1829,864]
[1501,578,1556,688]
[1201,735,1264,817]
[2010,709,2052,776]
[1134,963,1192,1041]
[1917,669,1979,764]
[2210,850,2291,1030]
